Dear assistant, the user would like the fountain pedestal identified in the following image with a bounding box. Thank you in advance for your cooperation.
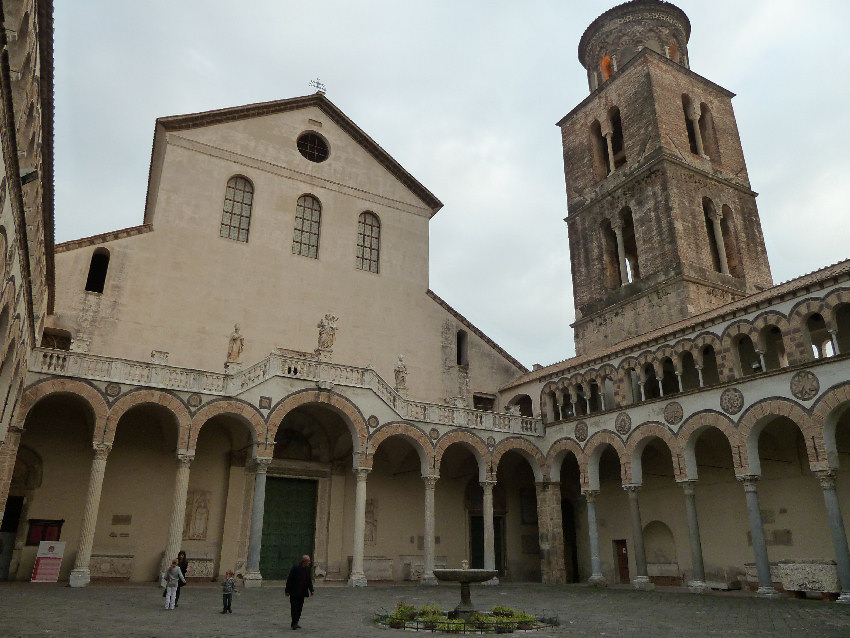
[433,568,498,619]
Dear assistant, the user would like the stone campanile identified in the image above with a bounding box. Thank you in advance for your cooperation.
[560,1,773,357]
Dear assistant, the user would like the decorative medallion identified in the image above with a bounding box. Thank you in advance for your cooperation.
[366,415,379,429]
[105,383,121,398]
[574,421,588,442]
[429,428,439,440]
[258,396,272,410]
[187,393,202,408]
[790,370,820,401]
[486,436,496,449]
[615,412,632,435]
[663,401,684,425]
[720,387,744,415]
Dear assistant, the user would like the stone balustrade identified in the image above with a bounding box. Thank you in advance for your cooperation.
[30,348,542,436]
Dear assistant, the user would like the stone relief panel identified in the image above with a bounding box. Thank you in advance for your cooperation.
[574,421,588,442]
[663,402,683,425]
[365,498,377,545]
[615,412,632,435]
[90,554,133,580]
[183,490,211,541]
[720,388,744,415]
[790,371,819,401]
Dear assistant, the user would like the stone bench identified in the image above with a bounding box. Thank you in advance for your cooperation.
[745,560,840,597]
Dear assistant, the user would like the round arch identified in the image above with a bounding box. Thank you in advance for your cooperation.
[545,437,586,483]
[16,378,108,441]
[583,431,627,490]
[738,398,815,475]
[624,421,680,483]
[677,410,740,480]
[188,399,264,454]
[491,437,545,482]
[812,381,850,469]
[434,430,490,481]
[104,389,190,448]
[367,421,435,475]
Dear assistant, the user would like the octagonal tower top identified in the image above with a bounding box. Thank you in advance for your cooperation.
[578,0,691,92]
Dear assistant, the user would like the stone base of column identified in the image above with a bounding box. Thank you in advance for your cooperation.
[69,568,91,588]
[348,572,367,587]
[482,577,500,586]
[837,592,850,604]
[588,574,607,587]
[420,574,438,586]
[243,571,263,588]
[755,586,781,599]
[687,580,711,594]
[632,576,655,591]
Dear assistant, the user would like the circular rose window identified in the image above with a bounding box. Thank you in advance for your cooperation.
[297,132,329,163]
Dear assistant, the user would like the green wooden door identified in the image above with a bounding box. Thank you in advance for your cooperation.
[260,478,317,580]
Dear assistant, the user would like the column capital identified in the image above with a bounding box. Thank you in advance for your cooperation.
[176,453,194,467]
[610,217,624,232]
[422,474,439,488]
[737,474,760,491]
[582,489,600,503]
[252,457,273,473]
[92,442,112,460]
[677,479,697,496]
[623,484,641,495]
[815,469,838,490]
[707,209,723,222]
[354,467,371,481]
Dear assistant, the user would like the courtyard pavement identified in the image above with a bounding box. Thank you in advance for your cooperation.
[2,580,850,637]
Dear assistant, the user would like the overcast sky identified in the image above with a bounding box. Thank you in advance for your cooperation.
[53,1,850,369]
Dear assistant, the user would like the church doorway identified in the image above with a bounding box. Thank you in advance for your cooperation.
[469,515,504,574]
[614,539,630,583]
[260,477,317,580]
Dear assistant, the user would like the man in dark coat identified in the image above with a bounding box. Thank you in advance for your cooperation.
[285,555,314,630]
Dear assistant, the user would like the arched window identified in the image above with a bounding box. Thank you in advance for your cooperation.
[590,120,609,179]
[620,208,639,282]
[220,176,253,243]
[703,198,723,273]
[356,212,380,273]
[84,248,109,293]
[698,103,721,163]
[643,365,660,400]
[682,95,699,154]
[292,195,322,259]
[701,346,721,386]
[720,205,743,278]
[609,107,626,168]
[456,330,468,366]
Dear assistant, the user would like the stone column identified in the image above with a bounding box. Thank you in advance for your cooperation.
[696,366,704,388]
[657,379,664,398]
[69,443,112,588]
[421,474,438,585]
[554,389,564,421]
[756,351,767,373]
[638,381,646,402]
[584,490,606,585]
[829,329,840,356]
[599,391,607,411]
[708,211,730,275]
[675,371,683,393]
[624,485,654,590]
[816,470,850,602]
[678,480,709,593]
[611,220,629,286]
[161,453,194,574]
[349,467,370,587]
[481,479,499,585]
[244,457,272,587]
[739,476,780,597]
[536,482,566,584]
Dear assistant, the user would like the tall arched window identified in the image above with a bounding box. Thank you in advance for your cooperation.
[220,176,253,243]
[292,195,322,259]
[356,212,381,273]
[84,248,110,293]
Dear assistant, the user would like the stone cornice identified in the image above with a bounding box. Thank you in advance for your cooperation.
[55,224,153,253]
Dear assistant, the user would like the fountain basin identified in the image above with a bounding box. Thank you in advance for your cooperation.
[433,569,498,619]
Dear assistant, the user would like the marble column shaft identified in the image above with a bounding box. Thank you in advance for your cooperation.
[584,490,605,584]
[481,480,497,575]
[740,476,778,597]
[816,470,850,598]
[625,485,653,588]
[245,457,272,582]
[709,212,730,275]
[679,480,707,587]
[536,481,566,584]
[349,467,370,586]
[421,475,438,585]
[612,223,629,286]
[162,454,194,572]
[69,443,111,587]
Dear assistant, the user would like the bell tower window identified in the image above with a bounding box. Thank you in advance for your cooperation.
[609,107,626,168]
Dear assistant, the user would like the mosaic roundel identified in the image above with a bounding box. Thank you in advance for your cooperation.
[663,401,684,425]
[574,421,588,442]
[429,428,440,440]
[486,436,496,449]
[720,388,745,415]
[187,393,202,408]
[367,415,379,429]
[105,383,121,398]
[790,370,820,401]
[615,412,632,435]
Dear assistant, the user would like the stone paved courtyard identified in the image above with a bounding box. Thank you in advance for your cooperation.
[3,582,850,637]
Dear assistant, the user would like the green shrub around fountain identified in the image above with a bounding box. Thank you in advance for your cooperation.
[375,602,553,633]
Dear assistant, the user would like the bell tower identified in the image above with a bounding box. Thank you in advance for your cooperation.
[559,1,772,356]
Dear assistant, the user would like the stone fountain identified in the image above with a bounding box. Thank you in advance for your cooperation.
[433,561,498,620]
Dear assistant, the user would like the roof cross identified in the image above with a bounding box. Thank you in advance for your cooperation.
[309,78,326,94]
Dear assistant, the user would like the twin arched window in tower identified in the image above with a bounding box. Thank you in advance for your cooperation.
[217,176,381,271]
[681,95,720,163]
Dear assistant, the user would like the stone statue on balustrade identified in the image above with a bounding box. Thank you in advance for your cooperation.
[394,354,408,397]
[315,314,338,361]
[225,324,244,372]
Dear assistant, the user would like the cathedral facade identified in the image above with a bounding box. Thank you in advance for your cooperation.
[1,0,849,601]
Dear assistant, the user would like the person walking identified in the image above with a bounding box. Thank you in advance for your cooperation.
[284,555,314,630]
[163,559,185,610]
[221,570,236,614]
